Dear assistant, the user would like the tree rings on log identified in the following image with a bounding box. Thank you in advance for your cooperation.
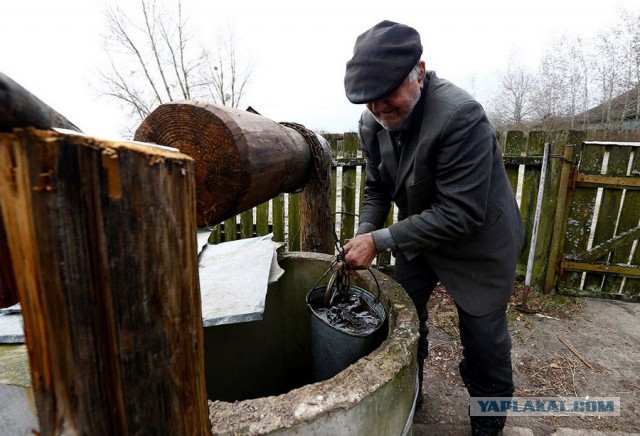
[134,101,313,228]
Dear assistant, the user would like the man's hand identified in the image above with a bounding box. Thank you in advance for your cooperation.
[342,233,377,270]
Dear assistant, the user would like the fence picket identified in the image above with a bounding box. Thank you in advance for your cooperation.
[340,133,358,243]
[256,201,269,236]
[273,193,285,243]
[504,131,525,195]
[518,131,545,270]
[224,216,237,241]
[288,193,301,250]
[240,210,253,239]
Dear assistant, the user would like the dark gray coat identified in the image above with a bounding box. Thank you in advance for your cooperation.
[358,71,524,316]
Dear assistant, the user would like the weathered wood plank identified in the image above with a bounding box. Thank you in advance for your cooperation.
[256,201,269,236]
[327,134,339,233]
[583,145,631,293]
[240,209,253,239]
[273,193,285,243]
[377,207,395,269]
[224,216,237,241]
[504,130,525,195]
[288,193,301,250]
[557,142,606,293]
[531,134,563,291]
[518,131,545,269]
[544,131,587,292]
[339,133,358,243]
[208,224,221,244]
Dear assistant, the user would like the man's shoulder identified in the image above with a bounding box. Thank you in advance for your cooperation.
[426,71,477,109]
[358,110,383,143]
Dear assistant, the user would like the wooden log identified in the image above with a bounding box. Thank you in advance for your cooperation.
[0,129,210,435]
[134,101,316,228]
[0,72,81,133]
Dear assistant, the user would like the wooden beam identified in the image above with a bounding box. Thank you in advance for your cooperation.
[135,101,333,253]
[134,101,314,227]
[570,225,640,262]
[561,260,640,277]
[0,72,81,133]
[0,129,211,435]
[574,174,640,189]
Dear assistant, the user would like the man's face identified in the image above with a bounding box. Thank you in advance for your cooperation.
[366,67,424,131]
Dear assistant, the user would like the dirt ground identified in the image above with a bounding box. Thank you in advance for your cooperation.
[411,283,640,436]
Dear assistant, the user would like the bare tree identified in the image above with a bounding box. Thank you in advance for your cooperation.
[98,0,251,136]
[533,40,569,130]
[592,26,626,129]
[618,7,640,127]
[532,36,593,130]
[205,29,252,108]
[488,54,537,129]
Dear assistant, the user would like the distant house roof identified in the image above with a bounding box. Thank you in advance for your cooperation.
[578,85,640,126]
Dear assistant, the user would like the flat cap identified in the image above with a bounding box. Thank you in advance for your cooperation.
[344,20,422,104]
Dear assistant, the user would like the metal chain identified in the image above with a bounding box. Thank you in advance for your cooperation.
[279,122,327,193]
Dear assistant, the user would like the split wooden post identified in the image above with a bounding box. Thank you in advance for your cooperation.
[0,129,211,435]
[135,101,333,253]
[0,72,82,308]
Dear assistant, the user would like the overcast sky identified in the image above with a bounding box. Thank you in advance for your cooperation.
[2,0,638,139]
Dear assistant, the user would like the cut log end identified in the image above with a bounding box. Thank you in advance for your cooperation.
[135,102,246,228]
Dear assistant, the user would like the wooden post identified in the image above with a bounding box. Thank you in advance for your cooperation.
[0,72,82,308]
[300,133,333,254]
[135,101,333,253]
[0,129,211,435]
[543,131,586,293]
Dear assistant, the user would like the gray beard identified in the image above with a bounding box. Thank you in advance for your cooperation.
[370,87,421,131]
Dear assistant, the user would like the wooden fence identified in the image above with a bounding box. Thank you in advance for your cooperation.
[207,129,640,301]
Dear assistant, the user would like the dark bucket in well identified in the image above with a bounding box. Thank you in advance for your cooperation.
[306,285,387,382]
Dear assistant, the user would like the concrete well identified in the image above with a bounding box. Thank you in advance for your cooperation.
[206,251,419,435]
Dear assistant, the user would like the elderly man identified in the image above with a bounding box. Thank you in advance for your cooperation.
[342,21,524,435]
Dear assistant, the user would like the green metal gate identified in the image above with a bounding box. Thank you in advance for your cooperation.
[548,141,640,301]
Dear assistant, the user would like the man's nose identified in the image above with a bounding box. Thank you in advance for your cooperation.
[369,99,387,113]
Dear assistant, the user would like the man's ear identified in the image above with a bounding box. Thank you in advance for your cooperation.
[418,60,426,82]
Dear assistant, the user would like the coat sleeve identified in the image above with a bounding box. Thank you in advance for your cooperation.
[388,101,497,259]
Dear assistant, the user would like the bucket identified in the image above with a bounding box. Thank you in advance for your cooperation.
[306,285,387,382]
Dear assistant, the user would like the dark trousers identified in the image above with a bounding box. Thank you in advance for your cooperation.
[395,252,513,430]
